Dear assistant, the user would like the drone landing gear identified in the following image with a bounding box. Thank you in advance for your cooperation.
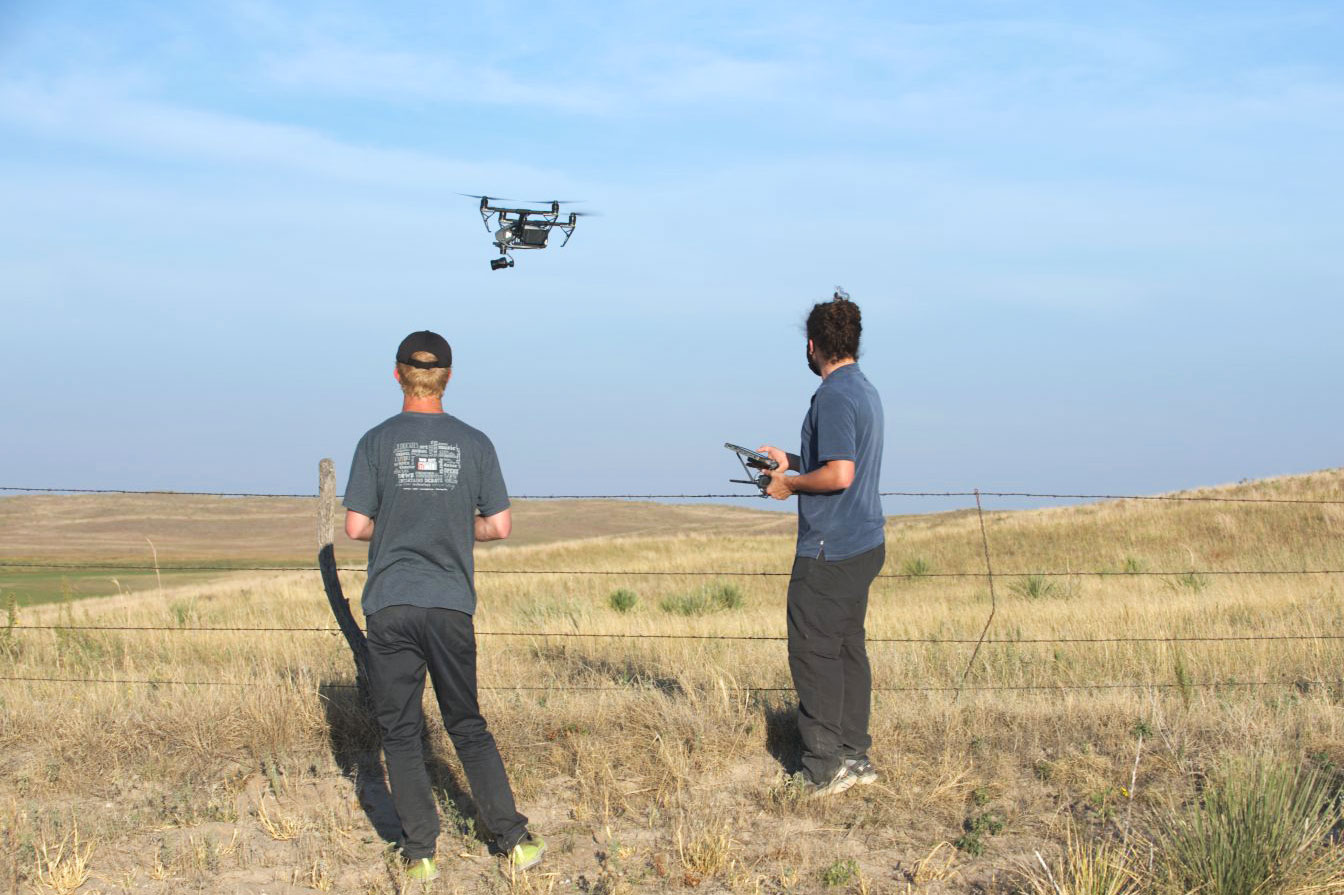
[489,255,515,271]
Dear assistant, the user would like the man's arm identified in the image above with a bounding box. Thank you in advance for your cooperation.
[475,508,512,542]
[345,510,375,541]
[762,460,855,500]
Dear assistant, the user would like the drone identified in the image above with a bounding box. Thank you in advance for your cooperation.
[462,194,590,270]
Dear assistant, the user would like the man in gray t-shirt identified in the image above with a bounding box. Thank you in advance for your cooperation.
[343,330,544,880]
[759,293,886,798]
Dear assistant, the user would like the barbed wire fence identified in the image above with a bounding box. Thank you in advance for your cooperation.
[2,465,1342,699]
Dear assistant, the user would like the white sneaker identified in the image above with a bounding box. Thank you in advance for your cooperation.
[845,757,879,785]
[809,764,859,798]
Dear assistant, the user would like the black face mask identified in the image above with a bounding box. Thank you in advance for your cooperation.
[806,344,822,377]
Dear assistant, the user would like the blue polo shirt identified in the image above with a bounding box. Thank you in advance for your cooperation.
[796,363,885,560]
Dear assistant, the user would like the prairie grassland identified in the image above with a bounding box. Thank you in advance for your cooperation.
[2,469,1343,894]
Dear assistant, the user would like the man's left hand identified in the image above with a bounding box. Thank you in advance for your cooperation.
[762,473,793,501]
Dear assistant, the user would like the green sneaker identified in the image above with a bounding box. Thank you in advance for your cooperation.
[405,857,440,882]
[506,832,546,872]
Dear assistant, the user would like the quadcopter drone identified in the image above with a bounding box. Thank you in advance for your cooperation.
[462,194,590,270]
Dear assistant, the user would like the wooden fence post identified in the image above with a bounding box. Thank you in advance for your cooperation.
[319,458,371,698]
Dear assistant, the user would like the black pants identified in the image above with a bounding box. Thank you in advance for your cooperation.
[365,604,528,859]
[786,543,885,783]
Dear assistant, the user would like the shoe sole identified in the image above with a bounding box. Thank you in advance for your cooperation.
[810,773,859,798]
[509,844,546,873]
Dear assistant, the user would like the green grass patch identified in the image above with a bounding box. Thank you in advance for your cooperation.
[659,582,745,616]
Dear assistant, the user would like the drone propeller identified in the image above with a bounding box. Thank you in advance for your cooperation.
[522,198,585,205]
[457,192,515,202]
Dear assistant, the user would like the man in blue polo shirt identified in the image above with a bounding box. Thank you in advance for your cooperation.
[759,292,886,797]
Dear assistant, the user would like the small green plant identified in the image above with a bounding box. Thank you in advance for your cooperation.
[608,589,638,613]
[820,858,859,888]
[900,556,932,578]
[971,786,990,807]
[1122,556,1146,574]
[953,830,985,856]
[1151,758,1344,895]
[955,811,1005,856]
[1169,572,1208,592]
[1010,574,1059,600]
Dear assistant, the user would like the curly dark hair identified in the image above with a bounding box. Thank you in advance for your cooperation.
[805,291,862,362]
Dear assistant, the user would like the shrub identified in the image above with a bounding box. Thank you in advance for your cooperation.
[608,589,638,613]
[1151,758,1344,895]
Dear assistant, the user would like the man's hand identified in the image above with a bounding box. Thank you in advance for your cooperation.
[762,472,794,501]
[756,445,791,474]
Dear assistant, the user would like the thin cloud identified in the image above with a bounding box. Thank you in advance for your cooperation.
[0,79,569,190]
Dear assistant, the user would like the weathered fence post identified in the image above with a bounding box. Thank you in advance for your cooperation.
[319,458,371,699]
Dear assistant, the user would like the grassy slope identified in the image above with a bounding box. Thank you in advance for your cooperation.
[1,468,1342,894]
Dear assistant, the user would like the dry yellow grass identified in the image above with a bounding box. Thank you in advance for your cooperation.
[1,468,1342,893]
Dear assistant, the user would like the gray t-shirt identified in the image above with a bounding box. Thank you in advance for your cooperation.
[796,363,885,560]
[343,411,510,616]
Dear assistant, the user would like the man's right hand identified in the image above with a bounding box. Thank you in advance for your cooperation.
[756,445,790,473]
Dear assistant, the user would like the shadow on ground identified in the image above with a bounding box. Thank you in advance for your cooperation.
[319,681,487,848]
[762,699,802,774]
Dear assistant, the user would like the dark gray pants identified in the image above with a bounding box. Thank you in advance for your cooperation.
[366,604,528,860]
[786,543,885,783]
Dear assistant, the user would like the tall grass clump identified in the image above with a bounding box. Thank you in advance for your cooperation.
[659,582,744,616]
[608,589,638,613]
[1150,759,1344,895]
[1021,823,1139,895]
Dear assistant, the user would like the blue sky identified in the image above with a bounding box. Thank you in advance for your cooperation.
[2,1,1341,512]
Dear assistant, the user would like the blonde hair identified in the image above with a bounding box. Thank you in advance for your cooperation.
[397,351,451,398]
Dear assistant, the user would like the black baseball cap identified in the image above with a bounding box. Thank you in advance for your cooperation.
[396,330,452,368]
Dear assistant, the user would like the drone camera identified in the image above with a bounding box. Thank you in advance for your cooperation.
[489,256,514,271]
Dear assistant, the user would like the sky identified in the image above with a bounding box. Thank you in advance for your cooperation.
[1,1,1341,514]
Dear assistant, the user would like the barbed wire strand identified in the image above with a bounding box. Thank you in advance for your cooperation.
[3,484,1342,505]
[2,560,1341,578]
[0,674,1333,694]
[12,625,1344,644]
